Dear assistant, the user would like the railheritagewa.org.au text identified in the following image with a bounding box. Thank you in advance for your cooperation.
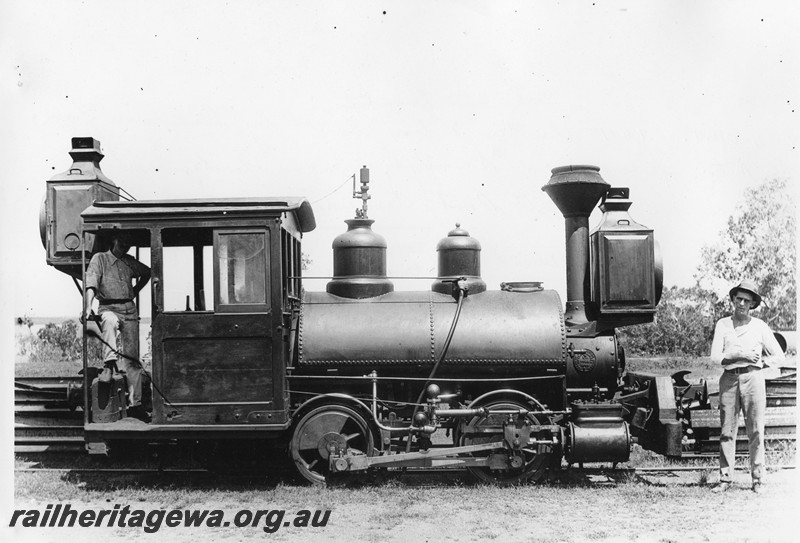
[9,504,331,533]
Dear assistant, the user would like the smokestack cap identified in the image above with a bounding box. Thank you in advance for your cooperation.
[542,165,609,218]
[549,164,602,178]
[68,137,104,164]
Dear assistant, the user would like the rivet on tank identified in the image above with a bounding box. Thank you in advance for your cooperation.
[326,166,394,299]
[431,223,487,295]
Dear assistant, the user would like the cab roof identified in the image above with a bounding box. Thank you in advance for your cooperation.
[81,197,316,233]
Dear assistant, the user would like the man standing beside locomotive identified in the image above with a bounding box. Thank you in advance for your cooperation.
[710,280,784,494]
[84,232,151,420]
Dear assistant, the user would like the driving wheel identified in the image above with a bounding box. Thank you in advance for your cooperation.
[290,404,374,485]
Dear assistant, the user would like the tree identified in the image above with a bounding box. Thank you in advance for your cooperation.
[15,315,34,356]
[620,178,796,357]
[695,178,796,330]
[617,286,727,356]
[36,320,82,359]
[30,319,103,364]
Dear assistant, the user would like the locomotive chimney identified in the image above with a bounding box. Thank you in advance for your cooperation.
[542,165,609,327]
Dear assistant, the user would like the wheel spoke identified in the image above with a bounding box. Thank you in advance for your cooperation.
[460,400,553,485]
[295,454,314,470]
[297,413,348,450]
[291,404,374,485]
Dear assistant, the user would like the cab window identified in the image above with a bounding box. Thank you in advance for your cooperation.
[160,228,213,312]
[214,230,270,312]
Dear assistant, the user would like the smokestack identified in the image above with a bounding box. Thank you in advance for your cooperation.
[542,165,609,326]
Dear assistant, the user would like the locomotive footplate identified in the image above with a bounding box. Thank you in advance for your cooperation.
[329,425,561,473]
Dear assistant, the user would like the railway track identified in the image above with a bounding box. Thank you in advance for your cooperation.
[686,372,797,457]
[15,376,83,408]
[15,376,85,453]
[15,407,85,453]
[15,373,797,458]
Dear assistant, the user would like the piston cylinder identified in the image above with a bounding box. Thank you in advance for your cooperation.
[565,402,630,463]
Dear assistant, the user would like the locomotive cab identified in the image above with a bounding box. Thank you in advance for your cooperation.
[78,198,315,450]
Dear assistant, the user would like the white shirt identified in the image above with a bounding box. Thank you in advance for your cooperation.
[85,250,150,302]
[709,316,785,370]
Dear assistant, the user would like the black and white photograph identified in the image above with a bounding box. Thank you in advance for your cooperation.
[2,2,797,542]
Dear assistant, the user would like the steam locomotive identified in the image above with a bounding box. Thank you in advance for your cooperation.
[41,137,689,485]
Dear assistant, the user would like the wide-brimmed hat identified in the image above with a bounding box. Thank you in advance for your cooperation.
[728,280,762,309]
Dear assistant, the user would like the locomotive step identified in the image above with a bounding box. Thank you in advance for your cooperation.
[14,425,84,439]
[14,436,85,445]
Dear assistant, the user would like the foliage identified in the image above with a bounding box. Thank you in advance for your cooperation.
[625,355,722,379]
[29,319,103,365]
[695,178,796,329]
[617,286,727,356]
[622,179,796,356]
[15,315,34,356]
[34,320,82,359]
[17,315,33,327]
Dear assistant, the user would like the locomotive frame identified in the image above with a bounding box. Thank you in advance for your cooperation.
[42,137,706,485]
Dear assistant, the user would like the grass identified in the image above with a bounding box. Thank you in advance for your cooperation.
[627,355,722,379]
[15,357,85,378]
[628,354,796,376]
[13,455,798,542]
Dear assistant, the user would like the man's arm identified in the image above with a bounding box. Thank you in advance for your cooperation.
[84,287,96,320]
[710,319,759,366]
[761,321,786,366]
[710,320,726,365]
[134,269,150,295]
[133,261,151,295]
[84,254,101,319]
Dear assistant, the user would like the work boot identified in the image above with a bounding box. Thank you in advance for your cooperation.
[712,481,732,493]
[126,405,151,423]
[99,360,117,383]
[752,481,764,494]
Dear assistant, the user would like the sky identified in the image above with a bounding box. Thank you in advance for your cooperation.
[2,1,798,323]
[0,0,798,527]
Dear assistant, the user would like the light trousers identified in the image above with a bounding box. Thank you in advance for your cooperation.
[99,303,143,407]
[718,369,766,483]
